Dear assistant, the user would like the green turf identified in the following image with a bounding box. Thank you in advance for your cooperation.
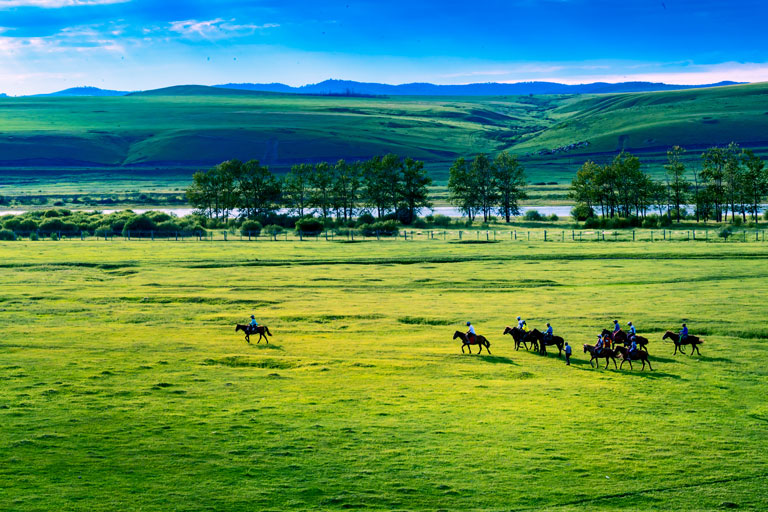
[1,240,766,510]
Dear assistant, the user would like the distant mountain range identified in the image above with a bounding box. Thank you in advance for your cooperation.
[11,79,746,98]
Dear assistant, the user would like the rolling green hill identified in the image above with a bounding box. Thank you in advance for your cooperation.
[1,83,767,200]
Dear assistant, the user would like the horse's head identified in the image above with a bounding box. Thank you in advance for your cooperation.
[235,324,243,332]
[503,326,512,335]
[583,344,588,353]
[453,331,463,340]
[662,331,672,340]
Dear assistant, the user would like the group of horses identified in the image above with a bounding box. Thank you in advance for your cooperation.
[453,325,704,371]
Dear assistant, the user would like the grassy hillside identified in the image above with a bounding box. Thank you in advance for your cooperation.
[517,82,768,155]
[1,240,767,510]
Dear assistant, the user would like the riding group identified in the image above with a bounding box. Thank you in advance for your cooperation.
[455,317,703,371]
[235,314,703,371]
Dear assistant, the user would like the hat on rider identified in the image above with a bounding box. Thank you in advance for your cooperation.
[251,315,255,319]
[628,322,633,326]
[466,321,471,326]
[517,316,521,320]
[546,323,550,326]
[682,323,686,327]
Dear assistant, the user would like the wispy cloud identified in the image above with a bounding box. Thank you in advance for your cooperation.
[0,22,126,54]
[169,18,279,41]
[0,0,129,8]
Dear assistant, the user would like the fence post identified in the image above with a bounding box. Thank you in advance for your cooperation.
[459,230,462,240]
[486,231,489,241]
[632,230,635,241]
[572,230,575,241]
[493,230,496,241]
[404,230,407,241]
[514,230,517,241]
[80,231,84,241]
[299,231,303,241]
[663,229,666,240]
[602,231,605,241]
[544,230,547,242]
[223,231,227,242]
[562,230,565,242]
[651,230,653,242]
[377,230,380,241]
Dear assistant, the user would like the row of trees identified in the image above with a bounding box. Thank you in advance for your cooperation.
[447,152,527,223]
[570,144,768,223]
[186,155,432,224]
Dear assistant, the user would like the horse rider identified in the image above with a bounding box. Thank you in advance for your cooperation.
[679,323,688,343]
[612,319,621,337]
[517,316,527,331]
[628,321,637,342]
[595,334,604,355]
[544,323,553,342]
[627,337,638,360]
[466,321,477,343]
[249,314,259,333]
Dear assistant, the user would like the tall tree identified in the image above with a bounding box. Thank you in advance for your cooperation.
[741,149,767,222]
[447,157,477,221]
[472,154,497,222]
[283,163,313,216]
[399,157,432,224]
[723,142,743,221]
[569,160,600,214]
[664,146,689,222]
[310,162,334,219]
[332,159,362,221]
[701,147,727,222]
[493,152,527,222]
[236,160,281,219]
[363,156,390,218]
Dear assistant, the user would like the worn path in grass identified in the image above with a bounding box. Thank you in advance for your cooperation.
[0,241,766,510]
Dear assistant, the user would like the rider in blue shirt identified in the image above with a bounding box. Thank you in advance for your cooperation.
[544,323,553,341]
[628,339,638,359]
[517,316,526,331]
[467,321,476,343]
[628,321,637,341]
[612,320,621,335]
[249,315,259,332]
[680,323,688,342]
[595,335,604,354]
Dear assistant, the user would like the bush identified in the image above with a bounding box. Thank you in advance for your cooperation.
[358,220,400,237]
[94,226,113,237]
[719,227,734,240]
[583,217,601,229]
[29,232,39,241]
[295,217,324,236]
[642,215,659,229]
[0,228,16,241]
[763,210,768,221]
[122,215,158,237]
[524,210,543,221]
[156,220,181,235]
[431,214,452,227]
[731,215,743,227]
[571,204,594,221]
[356,212,376,226]
[548,213,559,222]
[38,218,66,235]
[240,220,262,236]
[658,215,673,228]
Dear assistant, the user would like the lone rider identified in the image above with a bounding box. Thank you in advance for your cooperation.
[544,323,553,342]
[466,321,477,343]
[679,323,688,343]
[249,315,259,333]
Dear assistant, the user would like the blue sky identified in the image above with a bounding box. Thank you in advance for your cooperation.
[1,0,767,94]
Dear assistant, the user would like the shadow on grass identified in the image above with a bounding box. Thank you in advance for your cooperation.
[249,343,284,351]
[477,355,518,365]
[695,355,731,363]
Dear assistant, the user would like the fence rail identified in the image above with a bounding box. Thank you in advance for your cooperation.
[10,228,768,243]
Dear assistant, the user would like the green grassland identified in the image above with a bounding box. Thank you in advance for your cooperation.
[1,240,767,510]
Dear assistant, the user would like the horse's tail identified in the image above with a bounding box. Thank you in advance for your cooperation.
[265,326,272,336]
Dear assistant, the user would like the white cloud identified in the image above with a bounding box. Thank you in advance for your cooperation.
[0,0,128,7]
[169,18,279,40]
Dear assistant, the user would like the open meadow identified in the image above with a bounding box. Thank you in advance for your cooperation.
[1,240,767,510]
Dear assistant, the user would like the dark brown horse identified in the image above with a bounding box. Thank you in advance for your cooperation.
[614,346,653,371]
[235,324,272,344]
[662,331,703,356]
[601,328,649,353]
[503,326,538,351]
[583,344,618,369]
[527,328,564,356]
[454,330,491,354]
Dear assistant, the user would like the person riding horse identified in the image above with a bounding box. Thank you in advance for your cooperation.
[595,334,605,355]
[249,315,259,333]
[466,321,477,344]
[628,321,637,342]
[628,338,638,359]
[544,323,553,342]
[680,323,688,344]
[517,316,527,332]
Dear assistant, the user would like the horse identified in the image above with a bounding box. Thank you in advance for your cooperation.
[503,326,538,351]
[527,328,564,356]
[583,344,618,369]
[662,331,703,356]
[614,346,653,371]
[235,324,272,344]
[601,328,649,353]
[454,330,491,354]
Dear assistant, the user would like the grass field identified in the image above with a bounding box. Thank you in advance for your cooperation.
[1,240,767,510]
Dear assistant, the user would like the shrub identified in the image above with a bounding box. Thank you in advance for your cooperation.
[642,215,659,229]
[548,213,559,222]
[240,220,262,236]
[38,218,66,235]
[731,215,743,227]
[29,232,39,241]
[431,214,453,227]
[263,224,284,236]
[0,228,16,241]
[145,211,173,223]
[94,226,113,237]
[763,210,768,221]
[122,215,158,237]
[583,217,601,229]
[358,220,400,237]
[524,210,543,221]
[658,215,673,228]
[718,227,733,240]
[357,212,376,226]
[295,217,324,236]
[571,204,594,221]
[156,220,181,235]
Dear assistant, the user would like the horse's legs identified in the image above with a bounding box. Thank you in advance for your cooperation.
[485,343,491,355]
[693,344,701,356]
[647,358,653,371]
[461,343,466,354]
[245,334,250,344]
[620,359,625,369]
